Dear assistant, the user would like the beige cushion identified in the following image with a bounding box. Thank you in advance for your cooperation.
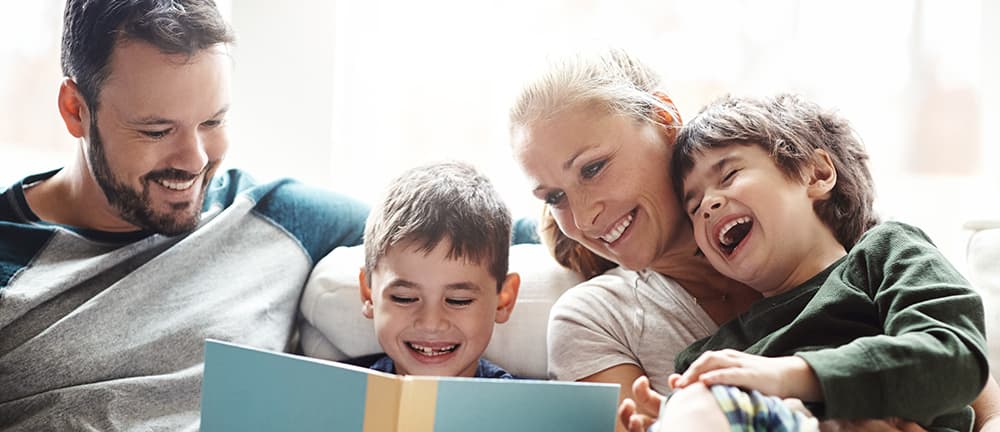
[298,244,583,379]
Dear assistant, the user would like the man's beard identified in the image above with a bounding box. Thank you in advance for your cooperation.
[88,119,215,236]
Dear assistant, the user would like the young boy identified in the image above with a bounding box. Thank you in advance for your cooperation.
[628,94,988,431]
[358,161,521,378]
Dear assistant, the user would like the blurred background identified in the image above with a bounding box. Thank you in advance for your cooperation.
[1,0,996,274]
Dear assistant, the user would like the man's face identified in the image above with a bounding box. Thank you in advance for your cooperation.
[84,40,231,235]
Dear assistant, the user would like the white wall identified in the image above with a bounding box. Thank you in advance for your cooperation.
[1,0,997,273]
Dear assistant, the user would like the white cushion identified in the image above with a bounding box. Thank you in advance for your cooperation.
[967,224,1000,376]
[298,244,583,379]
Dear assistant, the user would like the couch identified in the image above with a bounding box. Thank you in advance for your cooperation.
[966,221,1000,377]
[299,243,582,379]
[299,222,1000,380]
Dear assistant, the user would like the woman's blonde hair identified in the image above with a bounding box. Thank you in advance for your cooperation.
[509,48,680,130]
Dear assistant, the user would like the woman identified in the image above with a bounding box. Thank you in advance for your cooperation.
[508,49,1000,431]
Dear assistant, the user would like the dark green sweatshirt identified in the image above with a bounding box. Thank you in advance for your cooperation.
[676,222,988,431]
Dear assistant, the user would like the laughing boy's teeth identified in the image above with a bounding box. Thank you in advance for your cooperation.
[158,178,197,191]
[601,212,634,243]
[408,343,458,356]
[719,216,752,245]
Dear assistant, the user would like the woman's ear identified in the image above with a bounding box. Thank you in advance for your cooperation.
[652,91,682,125]
[807,149,837,200]
[494,272,521,324]
[58,78,88,138]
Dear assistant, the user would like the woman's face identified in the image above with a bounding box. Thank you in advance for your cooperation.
[512,105,690,271]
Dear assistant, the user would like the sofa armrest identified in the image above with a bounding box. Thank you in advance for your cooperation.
[966,221,1000,378]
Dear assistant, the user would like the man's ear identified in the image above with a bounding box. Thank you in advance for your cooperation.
[494,272,521,324]
[58,78,88,138]
[358,268,374,319]
[652,91,682,125]
[807,149,837,200]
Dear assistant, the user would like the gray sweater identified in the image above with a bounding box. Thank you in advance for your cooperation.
[0,169,368,431]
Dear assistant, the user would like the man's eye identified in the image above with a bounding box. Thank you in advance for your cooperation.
[544,190,566,206]
[446,298,474,306]
[201,119,223,128]
[141,129,171,139]
[581,160,606,180]
[390,295,417,304]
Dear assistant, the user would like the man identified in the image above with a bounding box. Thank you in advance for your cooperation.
[0,1,367,429]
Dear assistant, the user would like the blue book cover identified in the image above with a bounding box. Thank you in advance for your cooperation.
[200,339,619,431]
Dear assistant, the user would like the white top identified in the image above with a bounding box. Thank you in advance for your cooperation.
[546,267,718,393]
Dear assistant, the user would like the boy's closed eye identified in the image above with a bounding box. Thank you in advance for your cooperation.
[390,294,418,304]
[445,298,475,307]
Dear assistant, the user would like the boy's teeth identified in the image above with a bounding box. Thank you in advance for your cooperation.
[408,343,458,356]
[601,212,634,243]
[158,178,197,191]
[719,216,752,246]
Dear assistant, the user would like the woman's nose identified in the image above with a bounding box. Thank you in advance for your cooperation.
[572,196,603,233]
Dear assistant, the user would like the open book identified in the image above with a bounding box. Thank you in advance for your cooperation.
[200,340,619,431]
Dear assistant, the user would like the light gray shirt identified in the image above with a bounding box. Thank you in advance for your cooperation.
[547,267,718,394]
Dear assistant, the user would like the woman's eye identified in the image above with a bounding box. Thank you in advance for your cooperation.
[141,129,171,139]
[544,190,566,206]
[446,298,474,306]
[201,119,223,128]
[390,295,417,304]
[581,160,606,180]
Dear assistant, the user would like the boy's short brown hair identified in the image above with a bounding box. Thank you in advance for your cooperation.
[363,161,512,290]
[671,93,879,248]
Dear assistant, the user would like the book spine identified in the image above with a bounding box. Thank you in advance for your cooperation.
[397,377,439,431]
[363,373,402,432]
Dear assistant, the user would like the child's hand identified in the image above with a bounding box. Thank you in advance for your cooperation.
[617,376,665,432]
[670,349,822,401]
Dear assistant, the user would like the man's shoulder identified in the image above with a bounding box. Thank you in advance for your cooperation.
[207,169,368,217]
[205,169,370,263]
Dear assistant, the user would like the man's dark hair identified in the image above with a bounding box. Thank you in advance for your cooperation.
[61,0,235,112]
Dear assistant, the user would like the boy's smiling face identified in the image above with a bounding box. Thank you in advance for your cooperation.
[360,239,518,377]
[681,144,843,296]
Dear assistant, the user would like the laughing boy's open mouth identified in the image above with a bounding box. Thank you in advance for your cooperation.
[718,216,753,256]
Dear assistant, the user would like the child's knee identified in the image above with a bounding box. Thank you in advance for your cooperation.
[657,382,730,431]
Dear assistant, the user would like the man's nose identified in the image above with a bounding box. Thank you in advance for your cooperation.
[170,128,210,174]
